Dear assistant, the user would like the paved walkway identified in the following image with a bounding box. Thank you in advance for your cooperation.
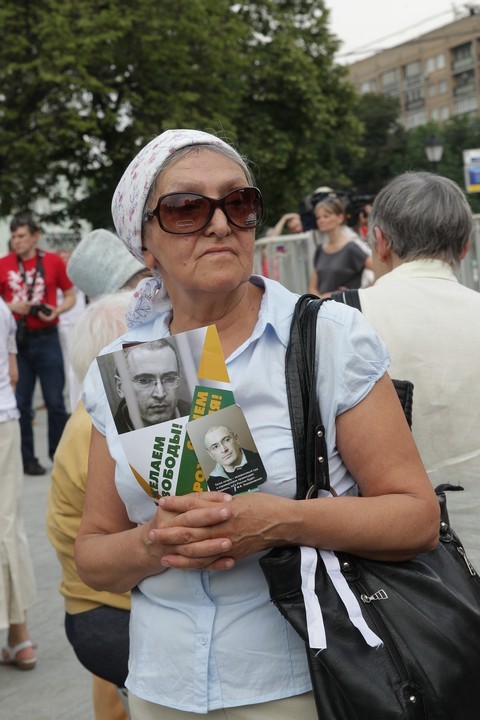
[0,402,93,719]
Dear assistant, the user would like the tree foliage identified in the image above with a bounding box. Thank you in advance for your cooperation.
[332,92,480,216]
[400,117,480,213]
[0,0,362,229]
[346,93,406,195]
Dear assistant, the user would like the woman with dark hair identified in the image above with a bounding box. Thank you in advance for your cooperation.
[75,129,438,720]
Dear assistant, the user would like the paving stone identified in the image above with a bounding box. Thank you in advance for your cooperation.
[0,402,93,720]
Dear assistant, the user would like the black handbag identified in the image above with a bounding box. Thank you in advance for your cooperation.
[259,294,480,720]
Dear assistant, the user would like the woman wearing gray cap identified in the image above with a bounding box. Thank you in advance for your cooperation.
[67,228,147,301]
[75,129,438,720]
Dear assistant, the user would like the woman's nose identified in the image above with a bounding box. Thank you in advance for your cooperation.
[205,207,230,237]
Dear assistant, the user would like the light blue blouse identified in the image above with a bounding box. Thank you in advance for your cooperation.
[83,276,389,713]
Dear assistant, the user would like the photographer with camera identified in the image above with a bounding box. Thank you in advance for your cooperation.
[0,214,75,475]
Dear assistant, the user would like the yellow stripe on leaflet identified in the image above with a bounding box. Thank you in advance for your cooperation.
[129,464,158,498]
[197,325,230,382]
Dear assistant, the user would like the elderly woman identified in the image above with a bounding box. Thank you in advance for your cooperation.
[75,129,439,720]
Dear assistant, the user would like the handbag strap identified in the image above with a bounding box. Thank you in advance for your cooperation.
[330,288,361,310]
[285,294,332,499]
[286,296,465,545]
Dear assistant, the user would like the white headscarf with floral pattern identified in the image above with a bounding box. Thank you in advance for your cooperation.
[111,129,243,327]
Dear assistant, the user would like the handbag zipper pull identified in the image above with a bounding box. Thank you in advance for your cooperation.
[457,546,477,576]
[360,589,388,603]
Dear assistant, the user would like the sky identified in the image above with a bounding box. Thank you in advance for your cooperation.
[325,0,471,64]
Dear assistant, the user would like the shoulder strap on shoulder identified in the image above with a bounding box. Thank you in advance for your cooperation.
[285,294,332,498]
[330,288,361,310]
[331,289,415,429]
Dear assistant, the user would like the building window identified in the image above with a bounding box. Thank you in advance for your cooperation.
[452,43,473,72]
[436,53,445,70]
[428,84,437,98]
[441,106,450,120]
[405,61,421,78]
[454,96,478,115]
[438,80,447,95]
[453,42,472,62]
[425,57,435,74]
[405,110,426,129]
[431,108,440,120]
[405,86,424,108]
[383,87,401,100]
[454,70,475,96]
[361,80,377,93]
[382,69,399,86]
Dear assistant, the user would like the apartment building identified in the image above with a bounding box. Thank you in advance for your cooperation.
[348,11,480,129]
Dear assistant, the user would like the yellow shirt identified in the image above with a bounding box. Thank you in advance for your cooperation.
[46,401,130,614]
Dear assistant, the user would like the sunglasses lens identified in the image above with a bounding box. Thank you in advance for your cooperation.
[159,194,210,233]
[156,188,263,234]
[225,188,262,228]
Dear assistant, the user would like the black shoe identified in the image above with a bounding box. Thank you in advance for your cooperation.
[23,460,47,476]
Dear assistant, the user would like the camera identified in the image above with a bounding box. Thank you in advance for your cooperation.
[29,303,52,317]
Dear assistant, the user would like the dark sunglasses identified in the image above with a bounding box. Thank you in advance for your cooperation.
[144,187,263,235]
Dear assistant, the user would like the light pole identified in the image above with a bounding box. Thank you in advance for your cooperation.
[424,135,444,172]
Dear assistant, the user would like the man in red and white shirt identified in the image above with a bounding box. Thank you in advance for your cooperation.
[0,214,76,475]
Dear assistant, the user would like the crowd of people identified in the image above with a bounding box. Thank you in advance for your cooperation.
[0,128,479,720]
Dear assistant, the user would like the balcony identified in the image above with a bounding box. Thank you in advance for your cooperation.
[404,75,424,88]
[452,55,474,74]
[454,82,476,97]
[454,95,478,115]
[405,97,425,110]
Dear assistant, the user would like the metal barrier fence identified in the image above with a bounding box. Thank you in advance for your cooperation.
[255,219,480,294]
[253,232,315,294]
[459,214,480,291]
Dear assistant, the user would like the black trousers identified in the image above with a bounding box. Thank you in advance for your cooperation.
[65,606,130,688]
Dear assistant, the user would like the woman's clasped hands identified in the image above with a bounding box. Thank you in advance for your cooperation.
[146,490,285,571]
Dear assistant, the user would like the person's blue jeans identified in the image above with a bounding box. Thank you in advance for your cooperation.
[16,329,69,464]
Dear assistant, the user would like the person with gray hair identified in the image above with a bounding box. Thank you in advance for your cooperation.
[353,171,480,570]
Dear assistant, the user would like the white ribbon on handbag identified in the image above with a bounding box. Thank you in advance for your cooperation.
[300,546,383,651]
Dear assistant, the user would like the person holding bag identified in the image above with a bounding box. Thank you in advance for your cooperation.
[75,129,438,720]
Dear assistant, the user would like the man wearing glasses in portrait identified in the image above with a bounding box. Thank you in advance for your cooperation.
[113,339,190,434]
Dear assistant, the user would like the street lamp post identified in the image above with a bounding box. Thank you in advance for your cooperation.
[424,135,444,172]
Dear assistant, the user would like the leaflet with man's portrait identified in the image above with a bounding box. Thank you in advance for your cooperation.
[186,405,267,496]
[96,325,235,498]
